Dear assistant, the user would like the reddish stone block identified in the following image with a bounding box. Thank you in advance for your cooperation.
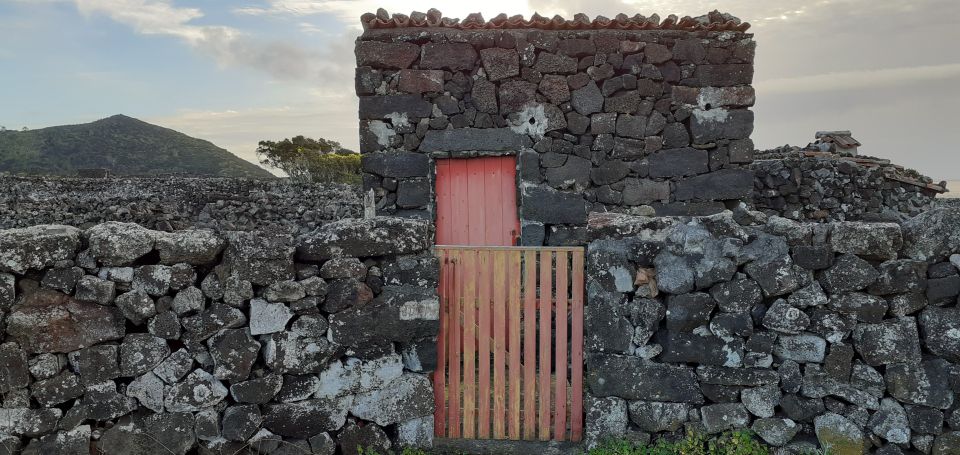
[355,41,420,69]
[397,70,444,94]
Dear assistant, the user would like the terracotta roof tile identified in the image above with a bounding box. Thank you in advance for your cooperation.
[360,8,750,32]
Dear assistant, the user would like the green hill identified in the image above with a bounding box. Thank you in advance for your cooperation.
[0,115,273,178]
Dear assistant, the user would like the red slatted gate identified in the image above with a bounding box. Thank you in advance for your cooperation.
[433,246,584,442]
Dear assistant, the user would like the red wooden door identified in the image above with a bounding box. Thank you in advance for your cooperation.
[435,156,520,246]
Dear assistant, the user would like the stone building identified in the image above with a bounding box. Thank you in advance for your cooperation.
[356,9,757,246]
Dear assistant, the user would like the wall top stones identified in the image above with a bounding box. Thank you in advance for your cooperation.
[0,176,363,235]
[359,8,750,33]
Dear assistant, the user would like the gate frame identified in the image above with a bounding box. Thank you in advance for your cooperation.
[433,245,585,443]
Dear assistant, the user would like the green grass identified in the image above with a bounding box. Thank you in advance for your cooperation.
[588,430,769,455]
[359,430,782,455]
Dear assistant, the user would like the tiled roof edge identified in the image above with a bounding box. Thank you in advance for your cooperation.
[360,9,750,32]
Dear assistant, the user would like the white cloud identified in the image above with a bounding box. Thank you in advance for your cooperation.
[757,63,960,94]
[146,96,360,172]
[234,0,541,28]
[74,0,323,80]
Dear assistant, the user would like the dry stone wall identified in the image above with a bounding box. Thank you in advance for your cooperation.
[751,156,941,223]
[0,176,363,235]
[356,17,757,246]
[0,217,438,454]
[583,207,960,454]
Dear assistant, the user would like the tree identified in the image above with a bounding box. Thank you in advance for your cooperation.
[256,135,360,184]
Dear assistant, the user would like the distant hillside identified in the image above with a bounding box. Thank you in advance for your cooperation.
[0,115,273,178]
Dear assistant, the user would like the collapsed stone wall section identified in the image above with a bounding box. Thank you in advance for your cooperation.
[751,157,941,223]
[356,21,757,246]
[583,207,960,453]
[0,217,438,454]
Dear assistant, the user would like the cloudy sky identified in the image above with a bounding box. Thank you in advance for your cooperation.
[1,0,958,180]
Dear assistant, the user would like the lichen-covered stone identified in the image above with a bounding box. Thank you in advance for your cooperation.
[115,290,156,325]
[0,225,81,274]
[208,328,260,382]
[918,306,960,363]
[853,317,922,366]
[250,299,295,335]
[752,418,799,446]
[119,333,170,377]
[701,403,750,433]
[156,229,225,265]
[164,369,228,412]
[262,396,352,439]
[830,222,902,260]
[628,401,689,432]
[297,217,431,261]
[86,222,158,266]
[350,373,433,426]
[814,413,866,455]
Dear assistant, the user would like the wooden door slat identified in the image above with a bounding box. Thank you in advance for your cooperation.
[570,250,585,442]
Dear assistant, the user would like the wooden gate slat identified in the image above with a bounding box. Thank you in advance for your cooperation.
[448,249,462,438]
[538,249,552,441]
[477,250,492,439]
[492,251,507,439]
[507,250,522,440]
[434,250,448,437]
[522,250,537,440]
[462,250,477,439]
[554,250,569,441]
[570,250,585,442]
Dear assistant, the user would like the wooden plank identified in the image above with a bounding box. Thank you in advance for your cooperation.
[570,250,585,442]
[467,158,486,245]
[482,157,503,246]
[462,250,477,439]
[435,160,449,244]
[492,250,507,439]
[434,250,448,436]
[451,159,470,246]
[522,250,537,440]
[507,250,522,440]
[500,156,519,246]
[448,249,462,438]
[477,250,492,439]
[553,250,569,441]
[538,250,552,441]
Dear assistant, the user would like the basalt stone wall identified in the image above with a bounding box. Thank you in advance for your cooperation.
[0,176,363,235]
[356,18,757,246]
[583,208,960,454]
[751,157,941,223]
[0,217,438,455]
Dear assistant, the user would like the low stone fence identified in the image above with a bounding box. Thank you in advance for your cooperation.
[751,156,941,222]
[0,217,438,454]
[583,207,960,453]
[0,175,364,234]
